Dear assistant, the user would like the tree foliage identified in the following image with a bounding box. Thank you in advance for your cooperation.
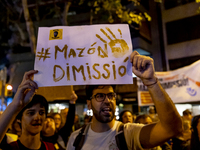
[0,0,151,55]
[196,0,200,13]
[79,0,151,25]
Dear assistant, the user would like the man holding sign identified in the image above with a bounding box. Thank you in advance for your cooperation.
[0,24,182,150]
[66,51,182,150]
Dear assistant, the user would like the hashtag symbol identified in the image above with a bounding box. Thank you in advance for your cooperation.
[36,48,51,61]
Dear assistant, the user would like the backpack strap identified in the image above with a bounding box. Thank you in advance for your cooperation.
[42,141,55,150]
[115,122,128,150]
[73,123,90,150]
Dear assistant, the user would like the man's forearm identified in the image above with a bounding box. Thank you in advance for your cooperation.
[60,103,75,144]
[148,81,182,134]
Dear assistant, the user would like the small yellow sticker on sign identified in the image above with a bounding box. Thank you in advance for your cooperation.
[49,29,63,40]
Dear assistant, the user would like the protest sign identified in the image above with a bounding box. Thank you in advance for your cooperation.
[137,60,200,106]
[34,24,133,87]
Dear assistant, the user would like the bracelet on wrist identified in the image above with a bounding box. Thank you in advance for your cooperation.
[143,78,158,87]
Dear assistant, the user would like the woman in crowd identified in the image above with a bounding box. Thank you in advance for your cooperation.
[53,113,63,131]
[119,110,134,124]
[41,91,78,150]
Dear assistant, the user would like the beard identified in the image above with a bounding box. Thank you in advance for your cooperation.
[91,101,115,123]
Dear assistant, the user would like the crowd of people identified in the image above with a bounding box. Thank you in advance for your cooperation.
[0,51,199,150]
[118,108,194,150]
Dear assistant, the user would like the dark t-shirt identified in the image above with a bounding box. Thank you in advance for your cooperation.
[3,140,53,150]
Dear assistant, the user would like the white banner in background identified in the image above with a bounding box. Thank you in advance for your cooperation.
[34,24,133,87]
[138,60,200,106]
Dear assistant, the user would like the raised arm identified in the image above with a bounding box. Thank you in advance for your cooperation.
[0,70,38,142]
[59,90,78,145]
[130,51,182,148]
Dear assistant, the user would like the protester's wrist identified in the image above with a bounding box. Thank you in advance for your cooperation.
[9,101,23,112]
[142,77,158,87]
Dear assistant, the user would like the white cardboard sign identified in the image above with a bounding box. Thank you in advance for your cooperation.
[34,24,133,87]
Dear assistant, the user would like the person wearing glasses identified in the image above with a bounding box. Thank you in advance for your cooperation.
[66,51,182,150]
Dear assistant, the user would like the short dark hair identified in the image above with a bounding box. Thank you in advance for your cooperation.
[85,85,116,100]
[183,109,191,116]
[16,94,48,120]
[46,113,54,120]
[119,110,133,122]
[135,114,150,123]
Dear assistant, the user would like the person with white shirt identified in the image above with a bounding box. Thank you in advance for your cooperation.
[66,51,183,150]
